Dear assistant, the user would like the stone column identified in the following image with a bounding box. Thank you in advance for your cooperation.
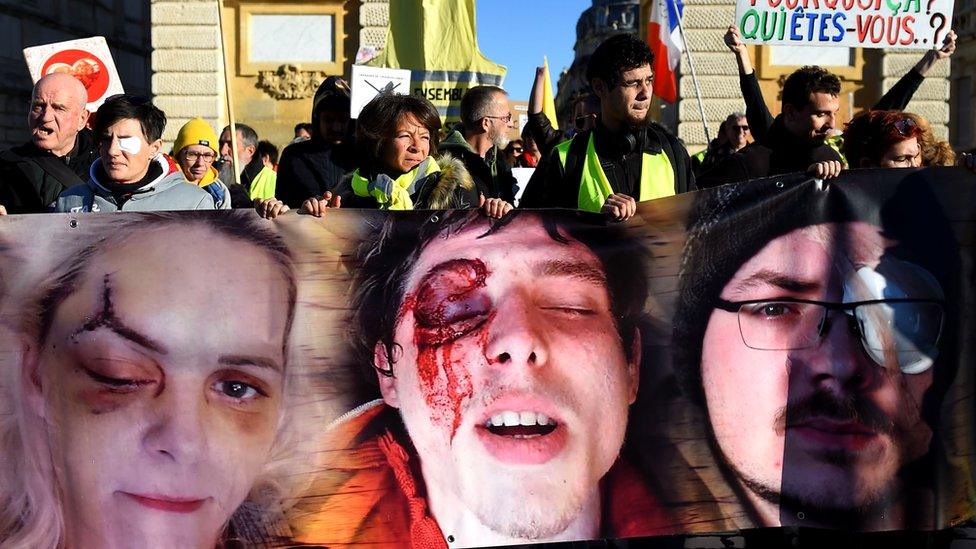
[150,0,224,149]
[359,0,390,55]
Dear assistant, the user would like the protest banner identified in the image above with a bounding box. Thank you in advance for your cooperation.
[349,65,412,119]
[735,0,954,49]
[367,0,506,120]
[23,36,124,111]
[0,168,974,546]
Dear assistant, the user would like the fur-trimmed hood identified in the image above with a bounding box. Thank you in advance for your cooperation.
[335,153,478,210]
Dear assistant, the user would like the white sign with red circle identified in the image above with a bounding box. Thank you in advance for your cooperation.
[23,36,125,112]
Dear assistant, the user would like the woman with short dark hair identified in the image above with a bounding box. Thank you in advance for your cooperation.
[257,93,511,218]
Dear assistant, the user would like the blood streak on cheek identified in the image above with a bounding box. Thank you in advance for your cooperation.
[400,259,492,440]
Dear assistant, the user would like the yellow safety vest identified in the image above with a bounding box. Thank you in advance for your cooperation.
[555,133,675,213]
[248,166,278,201]
[351,157,441,210]
[824,134,848,168]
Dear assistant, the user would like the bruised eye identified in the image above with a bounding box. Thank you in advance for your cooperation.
[82,365,155,394]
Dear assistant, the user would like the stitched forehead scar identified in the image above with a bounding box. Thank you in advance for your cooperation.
[71,273,166,355]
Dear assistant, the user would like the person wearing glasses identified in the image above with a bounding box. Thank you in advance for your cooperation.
[172,118,232,209]
[520,34,696,221]
[697,65,847,188]
[672,176,960,531]
[54,95,215,212]
[691,112,751,177]
[438,85,518,204]
[841,110,974,171]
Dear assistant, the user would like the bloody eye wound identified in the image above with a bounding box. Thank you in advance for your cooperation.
[412,258,491,346]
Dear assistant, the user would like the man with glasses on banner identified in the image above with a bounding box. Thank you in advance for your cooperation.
[672,176,960,531]
[520,34,696,220]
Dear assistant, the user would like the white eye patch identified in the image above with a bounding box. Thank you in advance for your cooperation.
[117,136,142,155]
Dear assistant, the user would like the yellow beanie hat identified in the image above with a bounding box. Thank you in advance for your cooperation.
[173,118,219,155]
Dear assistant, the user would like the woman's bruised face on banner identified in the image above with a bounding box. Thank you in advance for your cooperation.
[26,226,290,547]
[376,216,639,539]
[700,222,938,520]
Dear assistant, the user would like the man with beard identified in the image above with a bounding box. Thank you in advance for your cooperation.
[672,176,959,531]
[439,85,518,203]
[288,210,674,547]
[520,34,695,221]
[696,66,845,188]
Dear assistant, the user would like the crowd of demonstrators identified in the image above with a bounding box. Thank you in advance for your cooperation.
[521,34,696,221]
[696,65,846,188]
[55,95,215,212]
[438,85,518,203]
[258,93,495,219]
[0,73,96,214]
[274,77,356,208]
[2,26,975,219]
[172,118,232,209]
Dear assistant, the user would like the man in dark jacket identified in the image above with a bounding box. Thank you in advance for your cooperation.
[520,34,695,221]
[274,77,357,208]
[0,73,97,214]
[697,66,845,188]
[438,85,518,204]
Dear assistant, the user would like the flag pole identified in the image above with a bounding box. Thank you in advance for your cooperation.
[216,0,240,185]
[673,0,711,144]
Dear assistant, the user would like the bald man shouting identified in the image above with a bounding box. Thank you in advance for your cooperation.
[0,73,97,214]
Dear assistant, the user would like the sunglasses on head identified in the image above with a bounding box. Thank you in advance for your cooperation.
[892,117,918,136]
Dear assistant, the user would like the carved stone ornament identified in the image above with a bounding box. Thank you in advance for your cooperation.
[256,64,327,100]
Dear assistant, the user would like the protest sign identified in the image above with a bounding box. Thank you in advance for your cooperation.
[350,64,412,119]
[23,36,124,111]
[1,168,974,546]
[735,0,954,49]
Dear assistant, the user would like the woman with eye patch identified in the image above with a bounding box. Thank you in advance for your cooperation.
[0,211,314,548]
[54,94,217,213]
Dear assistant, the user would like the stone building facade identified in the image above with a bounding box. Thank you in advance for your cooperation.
[950,0,976,151]
[0,0,151,150]
[152,0,384,149]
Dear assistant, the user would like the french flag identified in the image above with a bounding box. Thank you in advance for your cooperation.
[647,0,685,103]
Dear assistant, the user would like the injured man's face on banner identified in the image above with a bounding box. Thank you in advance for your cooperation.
[350,211,673,546]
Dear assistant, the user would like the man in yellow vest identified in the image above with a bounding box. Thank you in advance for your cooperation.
[520,34,696,220]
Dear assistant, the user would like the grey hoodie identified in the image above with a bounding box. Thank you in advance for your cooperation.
[55,155,215,213]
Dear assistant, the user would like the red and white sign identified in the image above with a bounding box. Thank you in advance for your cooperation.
[24,36,125,112]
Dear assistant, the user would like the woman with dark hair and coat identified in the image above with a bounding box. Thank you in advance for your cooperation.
[257,93,511,219]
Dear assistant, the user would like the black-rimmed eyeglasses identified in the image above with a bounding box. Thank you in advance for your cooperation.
[714,297,944,374]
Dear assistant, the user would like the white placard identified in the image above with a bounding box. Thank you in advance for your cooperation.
[350,65,412,119]
[735,0,954,49]
[250,14,334,63]
[24,36,124,111]
[512,167,535,205]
